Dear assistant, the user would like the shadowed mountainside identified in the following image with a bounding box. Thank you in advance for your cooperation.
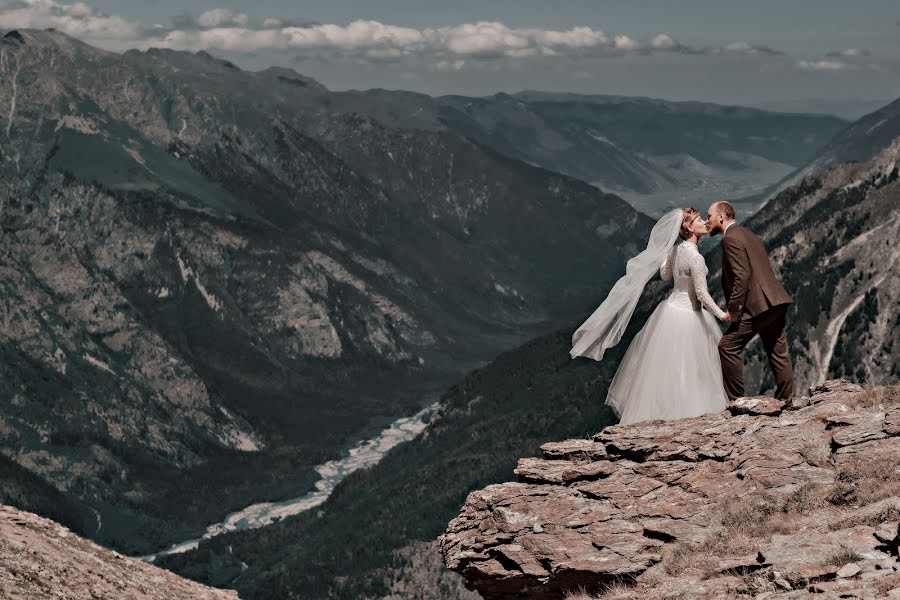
[0,27,653,554]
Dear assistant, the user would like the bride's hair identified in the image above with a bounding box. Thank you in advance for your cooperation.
[679,207,700,240]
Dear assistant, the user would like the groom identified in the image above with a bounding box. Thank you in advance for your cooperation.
[706,201,795,401]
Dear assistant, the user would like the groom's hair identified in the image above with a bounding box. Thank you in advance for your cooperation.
[715,200,736,220]
[679,207,700,240]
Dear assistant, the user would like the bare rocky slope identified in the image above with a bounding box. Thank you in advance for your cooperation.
[0,503,238,599]
[439,380,900,599]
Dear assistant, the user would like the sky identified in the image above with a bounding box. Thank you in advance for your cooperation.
[2,0,899,117]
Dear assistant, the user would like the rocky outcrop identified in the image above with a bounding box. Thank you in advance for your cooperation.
[0,504,238,599]
[439,380,900,599]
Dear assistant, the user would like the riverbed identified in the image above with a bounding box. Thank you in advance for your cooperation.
[141,399,440,562]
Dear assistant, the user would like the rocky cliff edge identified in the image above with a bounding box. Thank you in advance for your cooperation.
[439,380,900,599]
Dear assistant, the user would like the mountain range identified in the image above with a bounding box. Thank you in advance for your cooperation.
[285,85,848,216]
[0,25,896,600]
[0,27,656,553]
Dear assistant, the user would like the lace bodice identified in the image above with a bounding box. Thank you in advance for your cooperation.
[660,242,726,319]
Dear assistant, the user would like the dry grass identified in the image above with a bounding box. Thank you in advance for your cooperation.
[722,484,827,533]
[824,481,856,505]
[591,581,635,600]
[821,545,863,567]
[664,526,757,577]
[562,383,900,600]
[842,383,900,409]
[563,579,739,600]
[663,484,833,579]
[872,572,900,595]
[562,585,601,600]
[562,581,636,600]
[829,499,900,531]
[829,455,900,509]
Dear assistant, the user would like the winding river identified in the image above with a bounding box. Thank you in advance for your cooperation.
[141,399,441,562]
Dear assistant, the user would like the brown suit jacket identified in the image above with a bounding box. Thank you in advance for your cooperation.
[721,224,791,317]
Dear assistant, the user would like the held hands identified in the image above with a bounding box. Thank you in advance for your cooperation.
[721,311,733,322]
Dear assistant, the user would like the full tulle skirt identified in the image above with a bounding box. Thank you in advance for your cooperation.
[606,292,727,425]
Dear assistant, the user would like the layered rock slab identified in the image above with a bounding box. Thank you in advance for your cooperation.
[438,380,900,599]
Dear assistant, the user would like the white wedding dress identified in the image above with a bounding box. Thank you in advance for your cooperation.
[605,241,728,425]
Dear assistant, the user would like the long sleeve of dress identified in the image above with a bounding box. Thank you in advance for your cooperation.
[690,253,726,319]
[660,245,677,281]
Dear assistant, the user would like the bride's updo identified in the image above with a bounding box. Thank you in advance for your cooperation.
[679,207,700,240]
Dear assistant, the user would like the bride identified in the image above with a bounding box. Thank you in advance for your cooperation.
[570,207,729,425]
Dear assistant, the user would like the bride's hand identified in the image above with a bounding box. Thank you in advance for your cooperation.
[721,311,732,322]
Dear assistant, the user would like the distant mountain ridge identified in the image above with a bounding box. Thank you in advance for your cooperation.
[801,96,900,177]
[309,87,847,214]
[745,95,900,208]
[2,28,847,219]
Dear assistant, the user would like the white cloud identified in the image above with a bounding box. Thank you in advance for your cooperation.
[437,22,528,56]
[196,9,248,29]
[132,17,697,61]
[650,33,677,50]
[797,59,848,71]
[612,34,639,50]
[62,2,91,17]
[530,25,608,48]
[163,28,293,52]
[0,1,791,69]
[433,59,466,71]
[825,48,871,58]
[0,0,138,39]
[285,20,426,50]
[714,41,783,56]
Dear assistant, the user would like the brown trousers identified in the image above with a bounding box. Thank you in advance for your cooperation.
[718,304,794,401]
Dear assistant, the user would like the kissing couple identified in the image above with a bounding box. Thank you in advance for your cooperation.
[570,201,795,425]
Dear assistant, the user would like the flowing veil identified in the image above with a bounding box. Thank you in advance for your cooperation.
[570,208,682,362]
